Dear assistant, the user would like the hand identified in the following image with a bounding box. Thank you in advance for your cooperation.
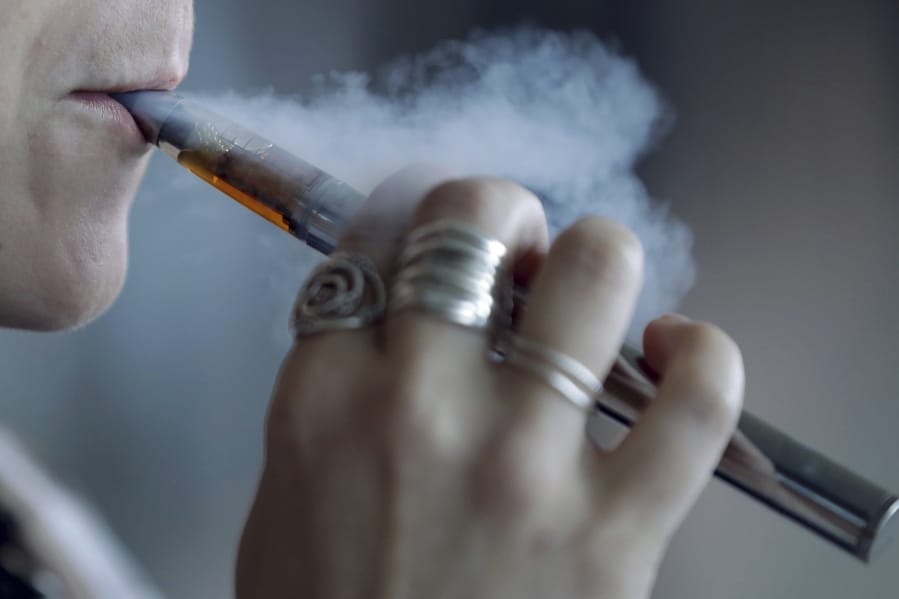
[235,167,745,599]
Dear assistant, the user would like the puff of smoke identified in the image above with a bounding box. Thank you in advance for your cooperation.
[193,27,695,344]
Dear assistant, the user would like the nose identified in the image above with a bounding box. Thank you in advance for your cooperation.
[127,0,195,88]
[164,0,195,87]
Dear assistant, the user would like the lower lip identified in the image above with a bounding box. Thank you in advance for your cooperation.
[66,92,147,146]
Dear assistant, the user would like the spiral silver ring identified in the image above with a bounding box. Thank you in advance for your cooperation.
[291,252,387,337]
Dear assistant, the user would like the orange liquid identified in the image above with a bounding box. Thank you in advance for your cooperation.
[178,151,290,232]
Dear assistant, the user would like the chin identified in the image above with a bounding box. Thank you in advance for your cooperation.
[0,205,132,333]
[50,257,128,332]
[50,217,128,331]
[7,121,151,332]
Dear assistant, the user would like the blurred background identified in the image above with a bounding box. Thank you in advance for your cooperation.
[1,0,897,597]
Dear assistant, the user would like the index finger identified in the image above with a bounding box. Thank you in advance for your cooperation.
[603,315,745,539]
[335,164,457,279]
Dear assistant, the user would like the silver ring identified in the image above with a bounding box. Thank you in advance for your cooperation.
[291,252,386,337]
[500,334,603,410]
[389,220,511,331]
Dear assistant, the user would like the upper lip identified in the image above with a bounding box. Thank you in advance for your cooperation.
[73,70,186,96]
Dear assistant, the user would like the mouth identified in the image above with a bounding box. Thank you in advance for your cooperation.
[65,91,151,146]
[66,76,185,146]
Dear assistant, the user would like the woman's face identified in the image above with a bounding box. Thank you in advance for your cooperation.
[0,1,193,330]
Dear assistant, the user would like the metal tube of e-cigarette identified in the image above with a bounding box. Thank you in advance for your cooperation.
[113,91,898,563]
[606,346,898,563]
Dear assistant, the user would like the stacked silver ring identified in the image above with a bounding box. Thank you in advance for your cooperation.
[501,334,603,410]
[389,220,512,330]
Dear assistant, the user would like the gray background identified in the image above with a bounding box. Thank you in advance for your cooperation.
[1,0,898,597]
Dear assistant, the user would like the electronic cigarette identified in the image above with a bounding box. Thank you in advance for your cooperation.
[114,90,898,563]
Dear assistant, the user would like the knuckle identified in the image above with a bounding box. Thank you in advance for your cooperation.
[419,178,495,220]
[418,177,543,230]
[265,345,347,446]
[372,376,429,458]
[378,370,468,463]
[472,435,558,523]
[552,216,644,287]
[680,322,744,372]
[677,323,745,431]
[474,456,538,523]
[379,372,426,431]
[684,379,740,435]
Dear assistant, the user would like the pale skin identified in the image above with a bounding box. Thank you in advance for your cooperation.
[236,173,745,598]
[1,3,744,598]
[0,0,192,329]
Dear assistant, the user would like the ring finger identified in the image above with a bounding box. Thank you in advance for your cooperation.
[507,216,644,459]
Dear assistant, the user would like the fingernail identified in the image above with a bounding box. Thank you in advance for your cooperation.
[656,313,691,325]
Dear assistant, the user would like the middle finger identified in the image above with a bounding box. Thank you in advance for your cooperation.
[385,177,549,368]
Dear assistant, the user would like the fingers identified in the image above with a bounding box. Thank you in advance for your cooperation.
[604,315,745,541]
[296,165,453,349]
[385,177,549,358]
[513,217,643,430]
[334,164,458,280]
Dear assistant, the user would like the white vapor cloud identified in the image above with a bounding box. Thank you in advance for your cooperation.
[192,27,695,343]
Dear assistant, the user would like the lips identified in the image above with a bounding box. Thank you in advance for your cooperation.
[66,67,187,145]
[83,77,184,96]
[74,72,185,96]
[63,91,148,146]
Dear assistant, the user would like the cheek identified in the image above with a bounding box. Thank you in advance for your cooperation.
[29,104,149,223]
[0,107,151,330]
[30,104,150,267]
